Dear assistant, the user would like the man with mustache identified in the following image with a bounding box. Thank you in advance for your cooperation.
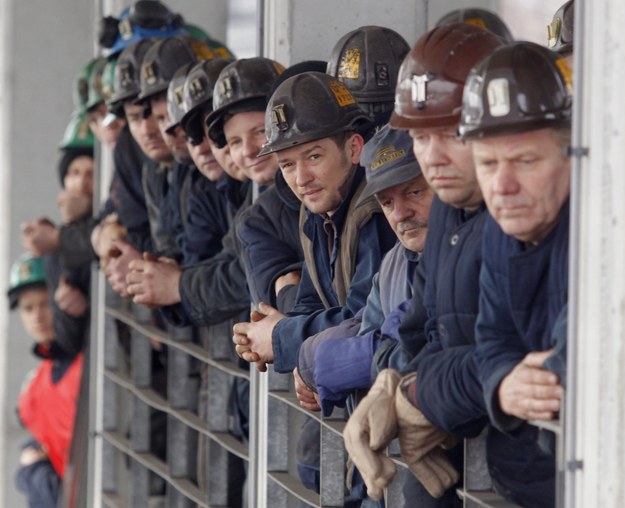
[342,23,504,505]
[295,124,433,418]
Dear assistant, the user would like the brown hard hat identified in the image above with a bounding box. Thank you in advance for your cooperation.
[390,23,503,130]
[459,41,572,140]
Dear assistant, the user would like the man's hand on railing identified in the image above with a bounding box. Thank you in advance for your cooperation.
[498,349,563,421]
[55,275,89,318]
[232,302,285,372]
[103,240,141,298]
[126,253,181,308]
[293,367,320,411]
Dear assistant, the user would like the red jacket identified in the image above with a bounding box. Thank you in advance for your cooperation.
[17,352,83,477]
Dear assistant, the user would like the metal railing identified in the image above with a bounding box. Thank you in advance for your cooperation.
[90,288,564,508]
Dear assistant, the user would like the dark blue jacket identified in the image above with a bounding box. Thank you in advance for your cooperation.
[476,203,569,427]
[142,161,192,261]
[406,197,489,438]
[16,444,60,508]
[181,171,230,266]
[297,243,418,415]
[172,183,255,327]
[473,203,569,508]
[271,168,397,373]
[476,204,569,429]
[111,126,153,253]
[236,171,304,310]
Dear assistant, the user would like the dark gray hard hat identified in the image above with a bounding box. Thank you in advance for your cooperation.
[205,57,285,147]
[179,58,232,144]
[259,71,371,156]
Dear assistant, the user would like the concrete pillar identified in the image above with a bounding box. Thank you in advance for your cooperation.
[573,0,625,506]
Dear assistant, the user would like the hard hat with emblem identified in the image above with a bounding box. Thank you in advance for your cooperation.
[458,41,572,140]
[327,26,410,117]
[59,112,95,150]
[165,63,194,133]
[205,57,285,148]
[390,23,504,130]
[435,8,513,42]
[98,0,186,56]
[180,58,232,144]
[108,37,157,114]
[547,0,574,54]
[138,35,214,102]
[86,58,118,111]
[73,58,102,114]
[258,71,371,157]
[7,254,47,310]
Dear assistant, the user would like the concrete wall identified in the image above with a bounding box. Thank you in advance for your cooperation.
[1,1,93,505]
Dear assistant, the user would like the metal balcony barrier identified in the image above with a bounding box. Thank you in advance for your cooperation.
[88,280,563,508]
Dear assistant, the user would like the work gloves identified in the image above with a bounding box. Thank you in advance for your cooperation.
[343,369,459,500]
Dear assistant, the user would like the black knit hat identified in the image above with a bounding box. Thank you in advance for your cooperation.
[57,147,94,188]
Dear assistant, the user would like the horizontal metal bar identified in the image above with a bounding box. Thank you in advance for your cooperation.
[528,419,562,435]
[104,368,249,461]
[267,389,348,438]
[457,489,521,508]
[101,492,127,508]
[105,305,250,381]
[103,430,208,507]
[268,471,320,506]
[267,390,321,419]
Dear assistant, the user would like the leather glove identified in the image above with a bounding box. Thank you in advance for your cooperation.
[343,369,400,500]
[395,373,460,498]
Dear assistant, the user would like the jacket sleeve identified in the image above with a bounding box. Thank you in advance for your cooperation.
[236,192,303,307]
[58,215,97,270]
[16,459,61,508]
[112,130,154,253]
[373,262,428,376]
[271,214,396,373]
[175,218,250,327]
[474,223,528,434]
[181,178,229,266]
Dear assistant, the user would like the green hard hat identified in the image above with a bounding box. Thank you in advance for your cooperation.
[7,253,46,310]
[59,112,95,150]
[86,57,118,111]
[73,57,101,114]
[184,24,236,60]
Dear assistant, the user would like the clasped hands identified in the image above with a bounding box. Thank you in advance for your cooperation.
[232,302,285,372]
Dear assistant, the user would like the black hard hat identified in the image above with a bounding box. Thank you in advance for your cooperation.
[258,71,371,156]
[138,35,214,101]
[548,0,574,54]
[327,26,410,116]
[108,37,157,112]
[459,41,572,140]
[390,23,504,130]
[165,63,193,133]
[179,58,232,144]
[205,57,285,148]
[435,8,514,42]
